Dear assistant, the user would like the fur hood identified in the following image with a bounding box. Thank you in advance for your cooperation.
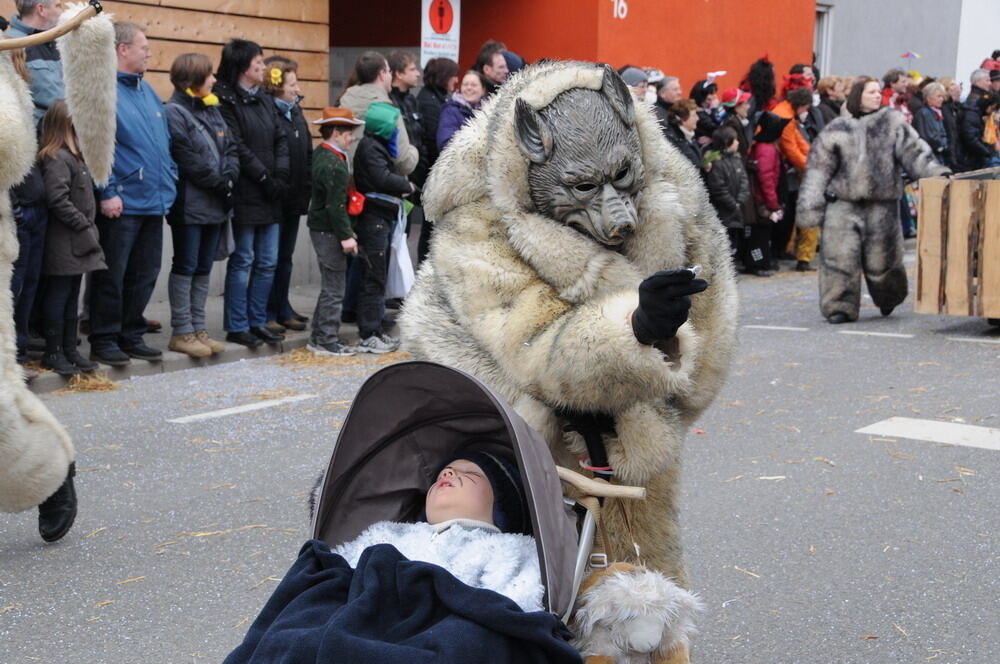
[798,107,950,228]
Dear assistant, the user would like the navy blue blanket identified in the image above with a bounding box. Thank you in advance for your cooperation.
[223,540,582,664]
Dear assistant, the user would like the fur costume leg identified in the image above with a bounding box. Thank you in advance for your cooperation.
[572,562,702,664]
[818,200,865,320]
[860,201,908,312]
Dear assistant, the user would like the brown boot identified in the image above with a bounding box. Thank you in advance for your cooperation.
[169,333,211,358]
[195,329,226,354]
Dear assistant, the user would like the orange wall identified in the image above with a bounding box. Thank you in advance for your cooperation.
[597,0,816,96]
[461,0,815,96]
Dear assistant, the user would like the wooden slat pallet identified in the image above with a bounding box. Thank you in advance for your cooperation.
[916,168,1000,318]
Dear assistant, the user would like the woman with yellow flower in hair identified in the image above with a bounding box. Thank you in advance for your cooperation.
[164,53,240,358]
[262,55,314,335]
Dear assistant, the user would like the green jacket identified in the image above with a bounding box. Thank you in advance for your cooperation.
[307,145,353,239]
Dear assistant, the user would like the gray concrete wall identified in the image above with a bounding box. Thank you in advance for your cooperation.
[820,0,961,79]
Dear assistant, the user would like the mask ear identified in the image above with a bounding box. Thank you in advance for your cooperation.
[601,64,636,126]
[515,98,553,164]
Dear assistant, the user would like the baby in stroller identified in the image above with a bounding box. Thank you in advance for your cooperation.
[333,445,546,613]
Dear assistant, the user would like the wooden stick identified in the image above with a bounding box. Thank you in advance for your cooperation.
[0,1,101,52]
[556,466,646,500]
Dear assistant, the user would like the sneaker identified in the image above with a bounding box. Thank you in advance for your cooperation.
[194,330,226,354]
[307,341,355,357]
[168,333,212,358]
[355,334,399,354]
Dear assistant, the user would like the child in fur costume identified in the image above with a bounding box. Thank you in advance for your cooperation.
[797,76,951,323]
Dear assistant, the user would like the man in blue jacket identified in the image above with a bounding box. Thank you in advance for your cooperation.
[6,0,65,124]
[89,21,178,365]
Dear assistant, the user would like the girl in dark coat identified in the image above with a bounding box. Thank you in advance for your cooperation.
[214,39,291,348]
[747,112,791,276]
[38,100,106,375]
[705,126,751,267]
[165,53,240,358]
[437,70,487,152]
[263,56,314,332]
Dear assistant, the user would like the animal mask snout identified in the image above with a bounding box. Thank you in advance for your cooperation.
[602,184,638,240]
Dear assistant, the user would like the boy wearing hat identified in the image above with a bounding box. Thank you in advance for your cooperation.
[306,107,364,356]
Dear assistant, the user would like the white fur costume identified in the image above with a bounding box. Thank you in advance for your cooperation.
[0,3,115,513]
[401,61,737,661]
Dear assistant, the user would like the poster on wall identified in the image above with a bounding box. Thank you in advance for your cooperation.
[420,0,460,68]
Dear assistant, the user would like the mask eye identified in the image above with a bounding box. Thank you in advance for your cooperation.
[574,183,597,193]
[615,167,630,181]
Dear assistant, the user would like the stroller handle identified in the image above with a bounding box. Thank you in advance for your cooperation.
[556,466,646,500]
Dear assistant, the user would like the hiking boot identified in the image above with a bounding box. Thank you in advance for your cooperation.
[122,342,163,361]
[63,322,97,371]
[38,462,77,543]
[169,333,212,358]
[307,340,355,357]
[355,334,399,354]
[280,318,307,331]
[194,330,226,354]
[42,351,81,376]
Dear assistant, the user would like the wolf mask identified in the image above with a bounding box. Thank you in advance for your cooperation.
[515,67,644,247]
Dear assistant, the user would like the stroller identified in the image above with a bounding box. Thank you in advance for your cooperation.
[310,360,646,625]
[228,361,697,663]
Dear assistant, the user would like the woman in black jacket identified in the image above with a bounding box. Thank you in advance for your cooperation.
[165,53,240,358]
[664,99,704,172]
[262,55,313,333]
[940,78,964,172]
[214,39,290,348]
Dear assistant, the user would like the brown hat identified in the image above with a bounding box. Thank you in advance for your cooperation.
[313,107,364,126]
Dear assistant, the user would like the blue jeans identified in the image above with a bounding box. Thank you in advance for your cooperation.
[89,214,163,351]
[224,223,279,332]
[171,223,222,277]
[267,210,301,322]
[11,204,47,357]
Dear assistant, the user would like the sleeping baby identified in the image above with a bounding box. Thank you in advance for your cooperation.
[332,448,545,612]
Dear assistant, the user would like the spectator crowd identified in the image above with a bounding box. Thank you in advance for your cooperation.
[6,0,999,379]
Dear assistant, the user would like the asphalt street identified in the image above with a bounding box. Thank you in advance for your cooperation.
[2,247,998,664]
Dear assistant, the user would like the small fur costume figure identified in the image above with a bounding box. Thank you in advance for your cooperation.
[797,106,950,322]
[0,3,115,516]
[401,61,737,659]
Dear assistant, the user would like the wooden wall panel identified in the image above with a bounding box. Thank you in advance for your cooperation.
[147,39,328,82]
[943,180,974,316]
[144,72,329,108]
[981,184,1000,318]
[915,178,947,314]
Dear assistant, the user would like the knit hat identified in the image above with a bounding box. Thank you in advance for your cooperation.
[440,445,530,535]
[364,102,401,141]
[619,66,648,88]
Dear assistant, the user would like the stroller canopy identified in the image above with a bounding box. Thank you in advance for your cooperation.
[310,361,579,617]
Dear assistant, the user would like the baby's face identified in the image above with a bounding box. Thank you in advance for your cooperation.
[425,459,494,526]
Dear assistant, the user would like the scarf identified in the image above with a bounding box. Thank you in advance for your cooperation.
[274,96,295,121]
[185,88,219,106]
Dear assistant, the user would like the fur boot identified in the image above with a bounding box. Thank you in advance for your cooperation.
[572,563,702,664]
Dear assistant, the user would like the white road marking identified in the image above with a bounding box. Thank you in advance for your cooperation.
[946,337,1000,345]
[743,325,810,332]
[837,330,915,339]
[167,394,320,423]
[856,417,1000,452]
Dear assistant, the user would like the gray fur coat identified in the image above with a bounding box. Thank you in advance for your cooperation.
[400,61,738,584]
[797,108,950,228]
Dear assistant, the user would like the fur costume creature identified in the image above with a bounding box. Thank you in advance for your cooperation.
[797,108,950,321]
[0,4,115,514]
[401,59,737,641]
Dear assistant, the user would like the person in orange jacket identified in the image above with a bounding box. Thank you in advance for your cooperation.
[772,82,819,270]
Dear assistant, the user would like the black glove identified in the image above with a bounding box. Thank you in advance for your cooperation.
[631,269,709,345]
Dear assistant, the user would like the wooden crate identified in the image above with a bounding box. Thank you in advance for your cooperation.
[915,168,1000,318]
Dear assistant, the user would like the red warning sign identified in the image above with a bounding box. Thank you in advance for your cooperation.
[430,0,454,34]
